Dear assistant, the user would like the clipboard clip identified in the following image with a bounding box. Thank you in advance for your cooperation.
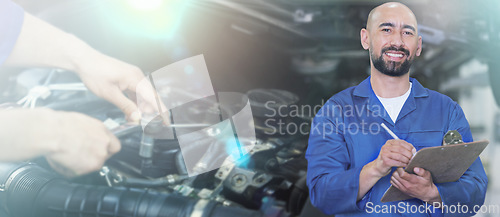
[442,130,463,146]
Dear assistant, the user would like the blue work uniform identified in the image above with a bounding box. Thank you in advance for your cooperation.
[306,77,487,217]
[0,0,24,65]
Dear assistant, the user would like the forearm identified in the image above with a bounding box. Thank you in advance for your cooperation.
[423,184,442,205]
[3,12,101,72]
[3,11,150,120]
[308,167,366,215]
[0,109,59,161]
[357,161,383,200]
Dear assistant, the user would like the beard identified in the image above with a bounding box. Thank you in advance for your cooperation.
[371,46,413,77]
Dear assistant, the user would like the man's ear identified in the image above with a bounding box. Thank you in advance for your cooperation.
[360,28,370,50]
[416,35,422,56]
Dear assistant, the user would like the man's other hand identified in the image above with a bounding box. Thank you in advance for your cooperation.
[45,111,120,177]
[391,167,442,204]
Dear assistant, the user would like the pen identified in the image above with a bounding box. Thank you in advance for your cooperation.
[380,123,400,140]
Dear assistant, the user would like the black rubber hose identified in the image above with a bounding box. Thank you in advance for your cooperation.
[0,163,263,217]
[287,176,308,216]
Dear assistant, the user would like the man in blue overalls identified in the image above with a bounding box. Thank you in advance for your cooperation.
[306,2,487,217]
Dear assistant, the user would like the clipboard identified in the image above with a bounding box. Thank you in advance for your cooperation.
[380,140,489,203]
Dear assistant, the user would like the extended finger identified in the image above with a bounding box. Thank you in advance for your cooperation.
[107,134,121,156]
[391,175,405,190]
[133,77,168,117]
[104,87,140,121]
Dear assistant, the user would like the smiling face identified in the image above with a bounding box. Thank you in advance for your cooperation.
[360,2,422,77]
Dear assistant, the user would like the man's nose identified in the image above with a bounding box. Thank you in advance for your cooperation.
[390,32,405,47]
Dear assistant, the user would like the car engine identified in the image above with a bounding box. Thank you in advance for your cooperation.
[0,68,312,217]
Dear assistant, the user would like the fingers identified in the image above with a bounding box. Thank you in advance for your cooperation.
[388,148,412,163]
[414,167,424,176]
[389,139,415,160]
[134,77,167,115]
[133,77,172,127]
[107,133,121,155]
[391,173,405,190]
[391,168,413,190]
[77,55,165,122]
[391,167,435,201]
[104,87,140,122]
[46,112,122,177]
[125,68,145,93]
[390,146,413,161]
[414,167,432,180]
[46,160,77,178]
[382,152,409,167]
[393,168,429,184]
[377,140,416,172]
[394,140,416,153]
[396,168,416,182]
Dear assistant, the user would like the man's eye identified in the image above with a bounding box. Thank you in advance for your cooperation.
[404,31,414,35]
[382,29,391,32]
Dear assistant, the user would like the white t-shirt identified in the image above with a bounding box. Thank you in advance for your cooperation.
[376,82,412,123]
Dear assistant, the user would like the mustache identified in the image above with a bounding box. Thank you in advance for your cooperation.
[381,46,410,56]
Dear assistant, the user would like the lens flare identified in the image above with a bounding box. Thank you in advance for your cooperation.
[127,0,163,11]
[107,0,190,39]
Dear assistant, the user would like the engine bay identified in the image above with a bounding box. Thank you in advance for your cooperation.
[0,67,311,217]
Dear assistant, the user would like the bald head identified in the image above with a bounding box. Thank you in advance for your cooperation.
[366,2,418,32]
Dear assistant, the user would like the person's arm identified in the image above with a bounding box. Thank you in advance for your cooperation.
[306,102,415,215]
[3,12,160,121]
[434,103,487,217]
[357,162,384,200]
[306,112,363,215]
[0,0,24,65]
[390,102,487,216]
[358,139,415,200]
[0,108,120,177]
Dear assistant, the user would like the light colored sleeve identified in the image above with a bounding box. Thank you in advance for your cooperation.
[0,0,24,65]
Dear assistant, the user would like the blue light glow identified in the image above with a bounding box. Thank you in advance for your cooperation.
[225,138,250,168]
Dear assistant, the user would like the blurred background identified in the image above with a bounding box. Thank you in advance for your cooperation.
[2,0,500,216]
